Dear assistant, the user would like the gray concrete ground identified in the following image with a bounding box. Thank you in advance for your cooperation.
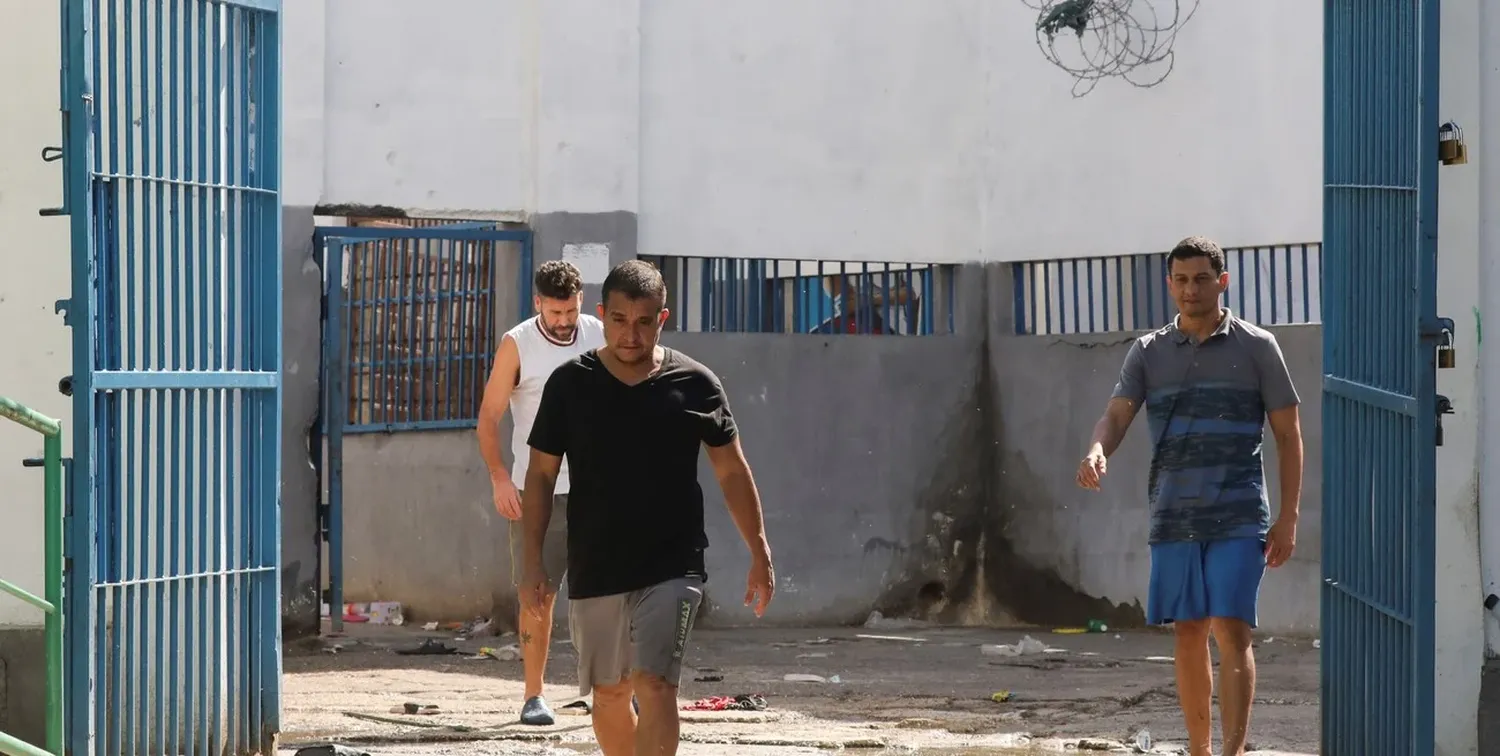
[279,623,1319,755]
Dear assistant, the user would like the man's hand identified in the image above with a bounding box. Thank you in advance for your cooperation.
[1076,448,1108,490]
[492,475,522,520]
[519,561,553,620]
[745,555,775,618]
[1265,515,1298,568]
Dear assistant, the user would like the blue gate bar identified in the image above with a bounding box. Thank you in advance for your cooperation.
[90,370,280,390]
[323,238,347,633]
[61,0,284,754]
[1321,0,1438,752]
[1322,375,1421,416]
[317,226,533,632]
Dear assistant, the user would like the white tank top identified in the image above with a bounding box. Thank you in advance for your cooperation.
[506,314,604,494]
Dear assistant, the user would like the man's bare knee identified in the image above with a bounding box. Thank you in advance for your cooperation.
[1209,617,1253,652]
[1174,619,1212,643]
[630,671,677,707]
[594,680,635,707]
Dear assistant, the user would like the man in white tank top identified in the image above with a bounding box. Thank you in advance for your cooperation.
[478,260,605,725]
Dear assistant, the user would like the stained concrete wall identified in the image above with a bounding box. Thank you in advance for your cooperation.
[336,265,1325,633]
[283,207,326,639]
[341,430,508,621]
[986,321,1324,633]
[0,629,45,749]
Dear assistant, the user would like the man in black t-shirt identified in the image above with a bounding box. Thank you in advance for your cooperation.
[519,259,776,756]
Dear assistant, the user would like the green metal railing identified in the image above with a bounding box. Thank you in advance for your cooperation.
[0,396,64,756]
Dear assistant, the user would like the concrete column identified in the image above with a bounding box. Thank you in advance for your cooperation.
[527,0,642,302]
[1480,0,1500,658]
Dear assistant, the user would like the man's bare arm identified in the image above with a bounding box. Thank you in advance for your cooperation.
[705,439,771,562]
[477,335,521,481]
[1087,397,1142,457]
[520,449,563,568]
[1266,405,1303,521]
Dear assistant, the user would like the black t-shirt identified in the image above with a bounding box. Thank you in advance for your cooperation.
[527,347,738,599]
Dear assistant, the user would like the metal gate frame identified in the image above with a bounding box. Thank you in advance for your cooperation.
[1321,0,1441,752]
[58,0,285,754]
[313,225,532,634]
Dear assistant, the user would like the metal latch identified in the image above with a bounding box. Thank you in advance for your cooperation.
[1436,395,1455,447]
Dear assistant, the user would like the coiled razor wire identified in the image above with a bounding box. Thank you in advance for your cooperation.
[1024,0,1200,98]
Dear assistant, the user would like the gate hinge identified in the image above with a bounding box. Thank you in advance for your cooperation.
[1419,316,1456,340]
[55,298,73,327]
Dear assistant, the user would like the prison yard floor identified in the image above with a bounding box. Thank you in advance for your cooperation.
[280,623,1318,755]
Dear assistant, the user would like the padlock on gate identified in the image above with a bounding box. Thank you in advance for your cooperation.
[1438,328,1457,369]
[1439,121,1469,166]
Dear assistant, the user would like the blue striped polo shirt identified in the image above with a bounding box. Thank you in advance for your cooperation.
[1111,310,1300,544]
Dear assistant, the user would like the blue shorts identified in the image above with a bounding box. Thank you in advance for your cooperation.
[1147,537,1267,628]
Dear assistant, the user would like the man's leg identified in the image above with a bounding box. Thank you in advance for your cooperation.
[569,591,636,755]
[1174,619,1215,755]
[513,495,570,725]
[592,680,638,756]
[628,577,704,756]
[1204,538,1268,756]
[1149,541,1214,756]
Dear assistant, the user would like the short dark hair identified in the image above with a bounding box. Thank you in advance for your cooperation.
[1167,235,1226,275]
[534,260,584,300]
[601,259,667,305]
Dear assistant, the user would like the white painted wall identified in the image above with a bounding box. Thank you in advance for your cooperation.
[0,0,74,627]
[1481,0,1500,667]
[283,0,1320,263]
[1435,0,1483,753]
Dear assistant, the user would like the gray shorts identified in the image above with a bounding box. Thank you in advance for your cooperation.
[507,493,569,589]
[568,576,705,696]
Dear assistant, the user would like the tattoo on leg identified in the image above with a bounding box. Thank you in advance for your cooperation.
[520,630,533,646]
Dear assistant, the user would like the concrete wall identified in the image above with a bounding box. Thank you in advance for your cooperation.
[0,1,73,625]
[0,0,76,745]
[1437,0,1485,751]
[282,0,1320,263]
[283,207,326,639]
[337,267,1324,633]
[988,322,1323,632]
[341,430,509,621]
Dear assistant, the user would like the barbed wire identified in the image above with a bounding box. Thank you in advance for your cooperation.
[1022,0,1200,98]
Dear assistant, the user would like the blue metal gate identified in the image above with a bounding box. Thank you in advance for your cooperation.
[314,225,532,633]
[59,0,284,754]
[1321,0,1440,753]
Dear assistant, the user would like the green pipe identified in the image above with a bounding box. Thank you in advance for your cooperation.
[0,396,60,438]
[42,431,62,756]
[0,729,52,756]
[0,579,51,614]
[0,397,63,756]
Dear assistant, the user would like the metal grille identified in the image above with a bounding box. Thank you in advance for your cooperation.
[1011,242,1322,335]
[61,0,284,754]
[642,256,957,335]
[340,236,496,430]
[1320,0,1439,752]
[316,225,533,634]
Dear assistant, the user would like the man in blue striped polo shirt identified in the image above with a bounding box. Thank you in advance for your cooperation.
[1076,236,1303,756]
